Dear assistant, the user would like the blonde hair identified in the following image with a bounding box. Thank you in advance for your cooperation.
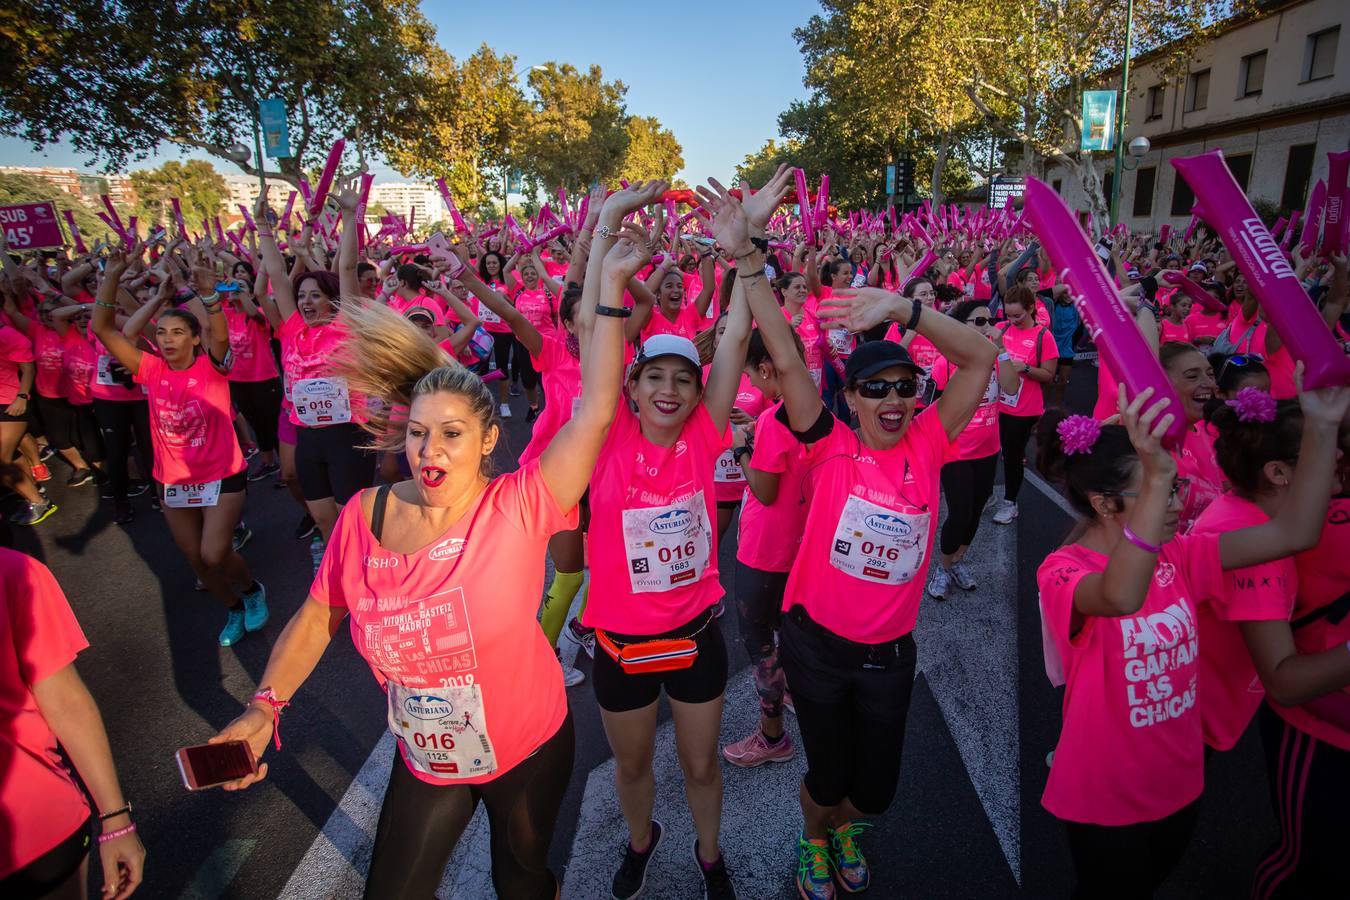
[336,298,496,456]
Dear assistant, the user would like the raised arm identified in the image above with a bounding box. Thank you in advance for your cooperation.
[336,189,360,298]
[90,249,145,373]
[690,253,717,317]
[255,189,299,322]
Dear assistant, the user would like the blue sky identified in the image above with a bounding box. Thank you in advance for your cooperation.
[0,0,820,185]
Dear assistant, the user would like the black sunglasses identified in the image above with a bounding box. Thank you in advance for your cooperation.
[971,316,992,327]
[1218,353,1263,382]
[856,377,919,399]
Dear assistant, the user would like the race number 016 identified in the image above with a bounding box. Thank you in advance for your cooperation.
[658,541,698,564]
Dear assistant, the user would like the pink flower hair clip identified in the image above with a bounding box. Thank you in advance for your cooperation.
[1226,387,1276,423]
[1057,415,1102,455]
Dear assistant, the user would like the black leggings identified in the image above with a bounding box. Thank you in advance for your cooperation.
[33,394,76,451]
[998,412,1039,504]
[228,378,282,453]
[491,332,516,382]
[939,453,1000,555]
[1252,704,1350,898]
[515,336,540,391]
[733,561,789,719]
[365,713,574,900]
[1061,800,1200,899]
[93,398,150,501]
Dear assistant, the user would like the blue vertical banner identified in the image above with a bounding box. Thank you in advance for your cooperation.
[258,97,291,158]
[885,164,896,196]
[1080,90,1117,152]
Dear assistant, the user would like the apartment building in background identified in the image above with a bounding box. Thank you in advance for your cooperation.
[365,181,446,227]
[1047,0,1348,230]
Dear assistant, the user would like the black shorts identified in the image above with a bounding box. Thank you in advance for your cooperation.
[716,499,740,511]
[0,406,27,424]
[159,467,247,501]
[0,813,91,899]
[295,421,375,503]
[780,606,917,814]
[592,609,729,713]
[33,394,73,448]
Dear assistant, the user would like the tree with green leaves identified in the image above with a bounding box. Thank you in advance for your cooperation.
[0,0,447,186]
[0,174,105,246]
[515,63,631,191]
[617,117,684,184]
[128,161,228,231]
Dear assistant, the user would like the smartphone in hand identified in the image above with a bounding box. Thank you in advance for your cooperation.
[176,740,258,790]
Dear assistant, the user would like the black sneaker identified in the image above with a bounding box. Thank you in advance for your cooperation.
[611,820,662,900]
[248,461,280,482]
[294,514,317,541]
[113,503,134,526]
[127,480,152,497]
[693,840,737,900]
[66,467,94,487]
[233,523,253,552]
[525,405,541,423]
[39,443,56,462]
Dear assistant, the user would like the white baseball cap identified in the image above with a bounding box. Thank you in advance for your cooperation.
[635,334,702,374]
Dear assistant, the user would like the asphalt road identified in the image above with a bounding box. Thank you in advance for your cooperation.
[10,361,1280,899]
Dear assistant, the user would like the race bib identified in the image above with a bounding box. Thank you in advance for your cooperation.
[293,376,352,427]
[622,491,712,593]
[478,305,503,325]
[163,480,221,508]
[386,680,497,780]
[96,354,116,386]
[714,449,744,484]
[828,494,929,585]
[828,328,854,356]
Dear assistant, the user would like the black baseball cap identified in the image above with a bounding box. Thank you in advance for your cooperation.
[844,340,924,382]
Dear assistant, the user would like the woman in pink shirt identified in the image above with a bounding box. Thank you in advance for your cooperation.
[1159,294,1192,345]
[477,250,519,418]
[505,251,563,422]
[93,248,267,648]
[628,253,716,344]
[1159,342,1225,533]
[210,182,661,900]
[991,284,1058,526]
[726,168,997,898]
[1034,381,1345,899]
[776,271,828,389]
[0,309,50,526]
[220,264,282,482]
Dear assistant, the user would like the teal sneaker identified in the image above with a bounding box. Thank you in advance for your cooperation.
[828,821,871,893]
[796,837,834,899]
[219,608,246,647]
[242,583,269,632]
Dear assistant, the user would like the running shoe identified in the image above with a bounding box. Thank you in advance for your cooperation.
[294,514,317,541]
[31,463,51,483]
[525,405,541,423]
[611,820,662,900]
[693,840,736,899]
[248,461,280,482]
[713,600,726,618]
[992,500,1018,525]
[127,480,152,497]
[927,566,951,601]
[14,500,58,526]
[828,822,870,893]
[499,402,513,419]
[219,608,246,647]
[722,729,794,768]
[951,560,978,591]
[557,649,585,687]
[66,467,94,487]
[38,443,56,462]
[242,582,269,631]
[233,523,253,552]
[113,503,134,526]
[566,617,596,658]
[242,443,259,460]
[796,837,835,900]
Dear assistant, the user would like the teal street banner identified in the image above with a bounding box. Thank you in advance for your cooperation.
[259,97,291,158]
[1080,90,1117,152]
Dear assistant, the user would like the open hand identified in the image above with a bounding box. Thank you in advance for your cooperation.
[816,286,901,333]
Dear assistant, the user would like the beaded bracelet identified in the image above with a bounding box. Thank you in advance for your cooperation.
[98,823,136,844]
[94,300,118,310]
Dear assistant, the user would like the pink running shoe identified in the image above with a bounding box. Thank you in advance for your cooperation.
[722,729,795,767]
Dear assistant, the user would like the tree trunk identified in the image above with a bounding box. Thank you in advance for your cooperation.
[1075,155,1110,241]
[930,131,951,206]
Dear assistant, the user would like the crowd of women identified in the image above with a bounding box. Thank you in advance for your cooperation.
[2,161,1349,900]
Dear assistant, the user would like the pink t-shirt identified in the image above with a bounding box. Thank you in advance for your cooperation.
[736,401,807,573]
[311,463,576,785]
[641,302,705,343]
[480,277,518,333]
[582,401,730,635]
[1159,319,1189,345]
[518,335,581,467]
[1280,498,1350,751]
[32,325,65,399]
[882,325,939,408]
[1220,311,1296,398]
[714,374,768,502]
[224,308,278,382]
[930,356,1001,460]
[998,323,1057,417]
[1191,494,1296,750]
[0,325,34,406]
[60,329,97,406]
[785,305,827,388]
[783,407,955,643]
[1093,357,1119,421]
[1185,309,1227,343]
[1173,423,1224,534]
[279,314,365,428]
[0,548,91,878]
[514,285,556,334]
[89,332,146,403]
[135,353,245,485]
[1038,533,1221,825]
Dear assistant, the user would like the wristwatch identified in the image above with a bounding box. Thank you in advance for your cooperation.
[733,444,753,463]
[15,392,29,400]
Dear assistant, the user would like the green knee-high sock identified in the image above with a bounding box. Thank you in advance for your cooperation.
[539,570,584,646]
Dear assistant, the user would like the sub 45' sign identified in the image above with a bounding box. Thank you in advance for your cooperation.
[1,201,66,250]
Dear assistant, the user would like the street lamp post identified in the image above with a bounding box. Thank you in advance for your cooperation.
[1109,0,1135,227]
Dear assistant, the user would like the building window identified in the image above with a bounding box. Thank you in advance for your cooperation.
[1239,51,1266,97]
[1132,167,1156,218]
[1304,27,1339,82]
[1225,154,1253,192]
[1052,179,1063,195]
[1281,143,1317,211]
[1171,175,1196,217]
[1102,170,1115,206]
[1184,69,1210,112]
[1145,85,1165,120]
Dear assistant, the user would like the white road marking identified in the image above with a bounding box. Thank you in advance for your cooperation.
[179,839,256,900]
[1026,468,1080,520]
